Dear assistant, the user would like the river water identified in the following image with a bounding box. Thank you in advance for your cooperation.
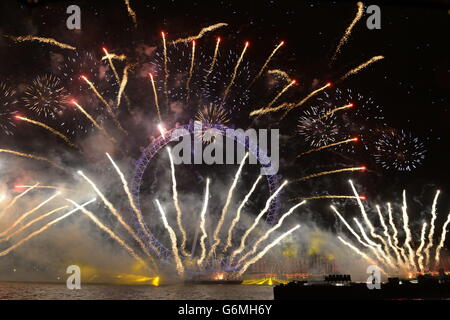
[0,282,273,300]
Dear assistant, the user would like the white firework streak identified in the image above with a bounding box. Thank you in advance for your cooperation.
[208,153,249,258]
[197,178,210,267]
[416,222,428,273]
[155,199,184,277]
[375,205,404,268]
[424,190,441,267]
[353,217,395,269]
[167,147,189,257]
[349,180,391,258]
[434,214,450,266]
[230,180,288,263]
[236,225,300,277]
[401,190,417,271]
[236,201,305,265]
[223,175,262,252]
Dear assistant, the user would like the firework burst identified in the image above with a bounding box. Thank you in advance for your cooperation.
[0,82,18,135]
[297,106,340,147]
[374,129,427,172]
[22,74,69,119]
[312,88,386,152]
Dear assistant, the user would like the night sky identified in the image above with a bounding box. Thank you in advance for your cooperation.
[0,0,449,215]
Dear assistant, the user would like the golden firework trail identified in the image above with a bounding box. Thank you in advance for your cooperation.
[123,0,137,27]
[267,79,296,109]
[249,41,285,87]
[236,201,305,265]
[289,195,361,202]
[249,102,293,117]
[148,73,162,123]
[0,183,39,219]
[267,69,292,82]
[223,175,263,253]
[205,37,221,79]
[297,137,358,158]
[401,191,417,271]
[222,41,249,105]
[230,180,288,262]
[250,83,331,118]
[16,116,77,149]
[102,47,121,84]
[330,1,364,63]
[0,149,62,169]
[209,153,249,257]
[0,198,95,257]
[161,31,169,108]
[280,83,332,120]
[71,100,116,143]
[155,199,185,276]
[338,236,377,266]
[0,192,60,237]
[197,178,210,267]
[77,170,155,262]
[416,222,428,272]
[313,103,354,122]
[117,64,130,107]
[4,35,76,50]
[66,199,156,272]
[236,224,300,277]
[0,206,67,242]
[340,56,384,81]
[167,148,189,257]
[106,153,159,255]
[376,205,404,268]
[173,23,228,44]
[424,190,441,267]
[291,166,366,184]
[81,76,127,135]
[349,180,390,256]
[101,52,127,61]
[81,76,113,112]
[186,40,196,101]
[434,213,450,266]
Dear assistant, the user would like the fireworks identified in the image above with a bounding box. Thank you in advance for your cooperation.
[333,181,449,275]
[0,82,18,135]
[123,0,137,27]
[374,130,427,171]
[148,73,162,122]
[340,56,384,81]
[173,23,228,44]
[4,35,76,50]
[296,106,340,147]
[330,1,364,63]
[15,115,77,149]
[194,104,231,143]
[0,149,62,169]
[0,1,444,286]
[313,87,386,152]
[22,74,69,119]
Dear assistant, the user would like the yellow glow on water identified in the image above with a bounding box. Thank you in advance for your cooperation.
[242,278,289,286]
[67,264,159,286]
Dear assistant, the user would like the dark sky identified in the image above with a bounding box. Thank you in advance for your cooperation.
[0,0,448,201]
